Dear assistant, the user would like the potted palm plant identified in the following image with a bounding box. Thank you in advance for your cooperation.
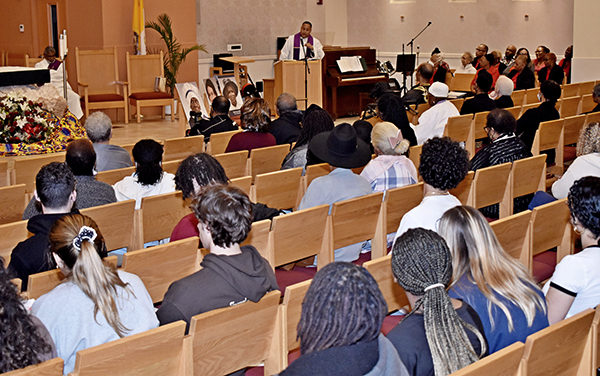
[145,13,207,95]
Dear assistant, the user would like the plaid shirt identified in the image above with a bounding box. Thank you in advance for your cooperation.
[360,155,418,193]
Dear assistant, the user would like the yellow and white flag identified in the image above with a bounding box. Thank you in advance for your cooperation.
[132,0,146,55]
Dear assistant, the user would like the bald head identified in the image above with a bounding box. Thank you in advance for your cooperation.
[211,96,231,115]
[505,45,517,60]
[66,139,96,176]
[416,62,434,82]
[476,44,488,58]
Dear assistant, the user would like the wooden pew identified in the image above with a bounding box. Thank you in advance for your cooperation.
[0,184,26,225]
[3,357,64,376]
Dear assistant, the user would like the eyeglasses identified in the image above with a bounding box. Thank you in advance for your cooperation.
[484,126,491,132]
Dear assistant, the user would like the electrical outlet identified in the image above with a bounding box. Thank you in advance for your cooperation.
[19,24,24,33]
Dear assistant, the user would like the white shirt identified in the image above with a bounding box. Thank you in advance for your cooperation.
[411,100,460,145]
[35,59,84,119]
[393,193,461,244]
[279,34,324,61]
[543,246,600,319]
[552,153,600,199]
[455,64,477,74]
[113,171,176,209]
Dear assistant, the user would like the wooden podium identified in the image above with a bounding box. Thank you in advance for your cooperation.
[273,60,322,110]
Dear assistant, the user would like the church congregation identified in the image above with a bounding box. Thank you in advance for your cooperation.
[2,1,600,375]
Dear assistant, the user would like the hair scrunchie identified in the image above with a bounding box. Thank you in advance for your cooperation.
[72,226,97,251]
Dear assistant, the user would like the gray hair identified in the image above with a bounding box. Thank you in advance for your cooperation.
[84,112,112,143]
[495,76,514,97]
[276,93,297,115]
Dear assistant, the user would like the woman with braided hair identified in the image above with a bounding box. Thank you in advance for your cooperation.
[32,214,158,374]
[438,206,548,353]
[387,228,487,376]
[278,262,408,376]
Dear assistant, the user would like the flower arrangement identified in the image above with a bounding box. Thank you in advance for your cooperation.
[0,94,54,144]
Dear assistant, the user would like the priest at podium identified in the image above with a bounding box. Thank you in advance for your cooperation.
[279,21,324,61]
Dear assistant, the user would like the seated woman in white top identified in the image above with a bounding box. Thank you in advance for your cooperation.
[113,139,176,209]
[455,51,477,74]
[552,122,600,199]
[32,214,158,374]
[360,121,418,193]
[544,176,600,325]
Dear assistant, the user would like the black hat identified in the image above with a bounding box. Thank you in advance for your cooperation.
[431,47,441,56]
[309,123,372,168]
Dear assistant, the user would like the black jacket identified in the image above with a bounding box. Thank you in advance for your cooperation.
[188,114,237,142]
[507,68,535,90]
[8,210,79,290]
[460,93,497,115]
[157,245,278,332]
[269,111,303,145]
[517,101,560,164]
[538,65,565,85]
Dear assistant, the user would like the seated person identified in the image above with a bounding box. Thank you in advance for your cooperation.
[353,119,375,154]
[411,83,459,145]
[225,98,276,155]
[157,184,279,331]
[491,76,515,109]
[378,93,418,146]
[470,54,499,93]
[538,53,564,85]
[169,153,279,242]
[507,55,535,90]
[23,139,117,219]
[0,257,56,373]
[9,162,78,290]
[188,96,237,142]
[544,177,600,324]
[401,63,433,108]
[279,262,408,376]
[84,111,133,172]
[552,122,600,199]
[429,47,452,86]
[469,109,531,218]
[113,139,176,209]
[392,137,468,243]
[387,228,487,375]
[585,83,600,114]
[269,93,303,145]
[460,70,497,115]
[439,206,549,353]
[32,214,158,374]
[455,51,477,74]
[298,123,372,262]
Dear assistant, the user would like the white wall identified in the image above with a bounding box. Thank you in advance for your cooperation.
[572,0,600,82]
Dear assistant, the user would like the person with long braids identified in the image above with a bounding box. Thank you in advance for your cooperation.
[31,214,158,374]
[438,206,548,353]
[0,258,56,373]
[387,228,487,376]
[113,139,176,209]
[278,262,408,376]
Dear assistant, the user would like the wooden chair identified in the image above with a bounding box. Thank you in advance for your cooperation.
[473,111,491,141]
[525,87,540,105]
[532,119,565,176]
[511,89,527,107]
[0,184,26,225]
[561,82,580,98]
[384,182,424,236]
[449,170,474,205]
[138,191,192,245]
[3,357,64,376]
[363,254,410,313]
[520,103,539,117]
[468,162,512,218]
[70,321,189,376]
[96,166,136,185]
[559,96,582,118]
[518,308,595,376]
[449,73,476,92]
[162,159,183,175]
[449,98,465,112]
[80,200,138,251]
[450,341,524,376]
[264,204,329,269]
[330,192,386,262]
[579,81,595,97]
[214,151,249,179]
[563,114,586,146]
[444,114,475,156]
[0,219,29,266]
[505,106,522,120]
[500,155,546,217]
[241,219,272,259]
[187,290,284,376]
[303,163,330,193]
[206,129,241,155]
[281,280,311,358]
[230,176,252,194]
[585,112,600,127]
[580,94,596,114]
[408,145,423,174]
[250,168,303,210]
[530,198,572,267]
[122,237,201,303]
[590,306,600,375]
[0,159,10,186]
[75,47,129,123]
[490,210,532,269]
[13,153,65,194]
[126,51,174,124]
[410,102,431,124]
[163,135,205,162]
[249,144,290,181]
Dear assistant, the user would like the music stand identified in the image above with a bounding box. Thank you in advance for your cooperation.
[396,54,416,95]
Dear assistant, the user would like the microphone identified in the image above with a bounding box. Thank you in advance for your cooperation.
[428,21,432,25]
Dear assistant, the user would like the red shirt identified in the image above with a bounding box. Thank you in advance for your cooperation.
[225,131,276,156]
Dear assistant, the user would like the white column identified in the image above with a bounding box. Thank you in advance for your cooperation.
[572,0,600,83]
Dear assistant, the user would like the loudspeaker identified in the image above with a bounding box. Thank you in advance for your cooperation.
[213,53,234,73]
